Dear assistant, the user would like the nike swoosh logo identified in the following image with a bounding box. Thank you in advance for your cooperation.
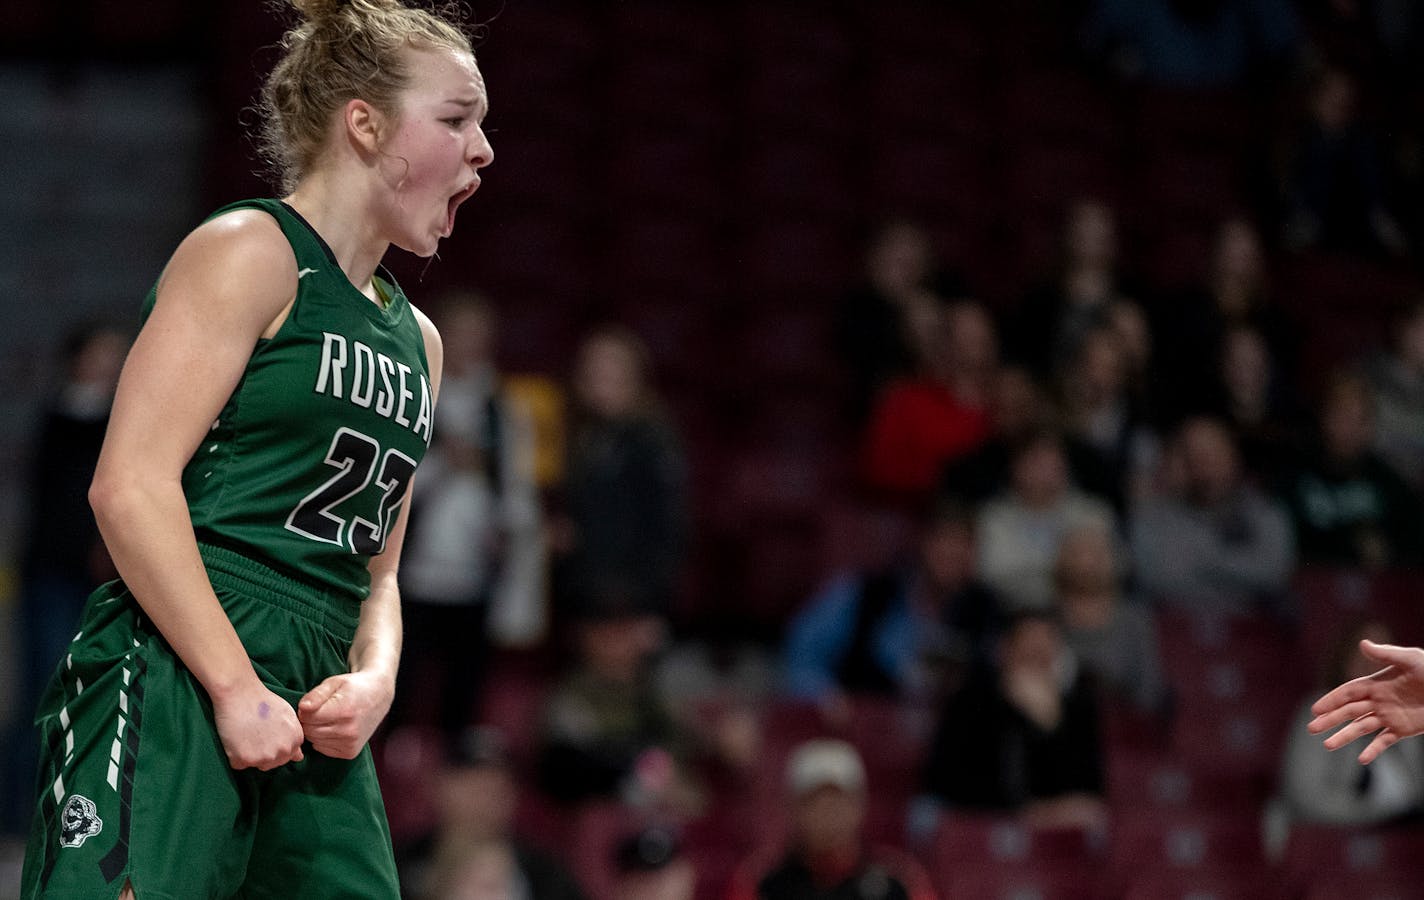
[297,267,318,279]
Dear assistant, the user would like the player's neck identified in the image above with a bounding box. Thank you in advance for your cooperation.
[284,175,387,302]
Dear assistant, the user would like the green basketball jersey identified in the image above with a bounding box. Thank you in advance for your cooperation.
[141,198,434,601]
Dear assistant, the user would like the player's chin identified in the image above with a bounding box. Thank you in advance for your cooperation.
[397,233,443,258]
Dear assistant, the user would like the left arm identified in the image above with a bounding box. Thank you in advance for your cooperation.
[298,309,444,758]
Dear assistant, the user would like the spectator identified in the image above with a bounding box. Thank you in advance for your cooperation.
[1131,417,1295,613]
[1280,65,1407,256]
[1010,199,1137,380]
[555,328,688,622]
[920,613,1108,830]
[612,825,696,900]
[403,727,587,900]
[727,739,936,900]
[1364,298,1424,487]
[861,300,996,499]
[15,324,128,703]
[393,293,547,741]
[940,366,1119,507]
[1155,218,1300,424]
[782,502,999,711]
[1204,325,1305,480]
[1054,524,1170,717]
[1083,0,1301,88]
[1106,298,1161,413]
[1279,370,1423,568]
[1057,325,1161,511]
[4,323,127,831]
[537,597,688,809]
[835,220,968,424]
[977,432,1117,613]
[1277,620,1424,826]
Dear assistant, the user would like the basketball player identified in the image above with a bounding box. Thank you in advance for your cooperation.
[20,0,491,897]
[1310,640,1424,765]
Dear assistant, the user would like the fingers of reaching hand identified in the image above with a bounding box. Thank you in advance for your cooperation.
[1311,675,1380,717]
[1359,730,1400,765]
[1322,713,1382,752]
[1309,698,1376,735]
[1359,640,1417,669]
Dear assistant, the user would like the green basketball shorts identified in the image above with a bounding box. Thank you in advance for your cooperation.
[21,543,400,899]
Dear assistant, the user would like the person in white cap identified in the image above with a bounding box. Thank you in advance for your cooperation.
[725,739,935,900]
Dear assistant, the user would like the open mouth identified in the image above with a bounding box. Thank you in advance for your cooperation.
[445,179,480,235]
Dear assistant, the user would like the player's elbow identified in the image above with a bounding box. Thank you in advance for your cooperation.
[88,469,125,523]
[88,466,160,531]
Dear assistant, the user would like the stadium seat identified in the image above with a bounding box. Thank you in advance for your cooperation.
[607,133,726,216]
[1110,809,1265,873]
[930,815,1106,867]
[604,215,727,299]
[1169,706,1287,780]
[938,864,1106,900]
[743,55,854,138]
[1108,749,1267,816]
[870,138,990,224]
[997,68,1123,148]
[865,55,990,141]
[1122,869,1285,900]
[1282,824,1424,895]
[1302,874,1424,900]
[735,218,858,300]
[739,137,856,220]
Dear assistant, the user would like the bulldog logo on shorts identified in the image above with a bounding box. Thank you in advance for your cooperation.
[59,794,103,848]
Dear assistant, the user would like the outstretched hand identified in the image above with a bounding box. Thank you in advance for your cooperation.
[298,670,394,759]
[1308,640,1424,764]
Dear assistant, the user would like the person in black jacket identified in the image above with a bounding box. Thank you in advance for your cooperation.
[555,327,687,623]
[921,612,1107,830]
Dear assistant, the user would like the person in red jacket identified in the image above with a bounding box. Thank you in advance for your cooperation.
[862,300,995,498]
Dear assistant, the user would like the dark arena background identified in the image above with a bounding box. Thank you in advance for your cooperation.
[5,2,1424,898]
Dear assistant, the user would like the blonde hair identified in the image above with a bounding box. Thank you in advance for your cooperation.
[260,0,473,191]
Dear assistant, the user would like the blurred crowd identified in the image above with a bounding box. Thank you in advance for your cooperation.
[10,1,1424,899]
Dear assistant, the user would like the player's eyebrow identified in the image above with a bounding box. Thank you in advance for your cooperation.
[446,96,489,119]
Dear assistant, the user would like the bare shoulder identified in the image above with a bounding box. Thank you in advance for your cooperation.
[154,209,298,332]
[410,303,445,396]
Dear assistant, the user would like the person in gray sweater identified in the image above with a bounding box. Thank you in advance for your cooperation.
[1130,416,1295,614]
[978,432,1117,613]
[1054,523,1169,716]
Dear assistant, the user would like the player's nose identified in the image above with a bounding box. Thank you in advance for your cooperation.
[469,128,493,170]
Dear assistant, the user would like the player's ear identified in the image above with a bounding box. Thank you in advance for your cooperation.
[344,98,386,155]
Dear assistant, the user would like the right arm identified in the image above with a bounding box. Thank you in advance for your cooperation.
[89,210,305,771]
